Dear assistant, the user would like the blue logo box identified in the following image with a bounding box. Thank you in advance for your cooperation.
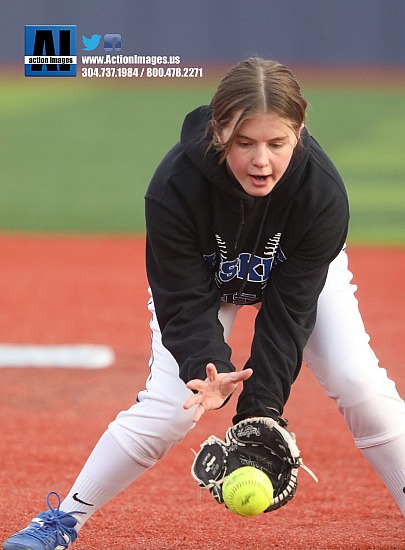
[25,25,77,77]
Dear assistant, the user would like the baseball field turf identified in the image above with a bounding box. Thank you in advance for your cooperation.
[1,74,405,547]
[1,76,404,243]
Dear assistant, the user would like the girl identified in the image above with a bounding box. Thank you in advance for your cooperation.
[4,57,405,550]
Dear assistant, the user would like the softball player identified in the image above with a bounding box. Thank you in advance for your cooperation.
[4,57,405,550]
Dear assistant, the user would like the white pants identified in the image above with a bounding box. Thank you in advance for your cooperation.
[109,249,405,465]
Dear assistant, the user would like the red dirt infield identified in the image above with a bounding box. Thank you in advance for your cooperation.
[0,234,404,549]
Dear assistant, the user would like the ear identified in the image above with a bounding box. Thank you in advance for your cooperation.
[295,123,305,145]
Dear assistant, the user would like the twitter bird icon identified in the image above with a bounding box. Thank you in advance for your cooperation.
[82,34,101,51]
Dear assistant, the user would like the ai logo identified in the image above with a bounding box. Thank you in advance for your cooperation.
[24,25,77,77]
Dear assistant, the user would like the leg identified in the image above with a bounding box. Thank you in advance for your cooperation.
[62,291,202,529]
[64,296,241,527]
[107,293,198,467]
[4,292,242,550]
[107,299,239,465]
[3,292,242,550]
[304,249,405,516]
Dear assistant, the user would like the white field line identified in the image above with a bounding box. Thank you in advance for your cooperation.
[0,344,115,369]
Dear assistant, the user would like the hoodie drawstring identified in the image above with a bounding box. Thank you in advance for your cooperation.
[234,200,245,251]
[236,193,272,301]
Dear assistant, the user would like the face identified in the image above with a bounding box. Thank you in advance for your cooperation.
[220,112,302,197]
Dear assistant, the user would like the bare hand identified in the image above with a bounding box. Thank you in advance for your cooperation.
[183,363,253,422]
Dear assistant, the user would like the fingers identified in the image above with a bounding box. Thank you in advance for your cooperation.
[183,392,199,411]
[183,365,253,420]
[235,367,253,381]
[219,367,253,388]
[185,363,218,394]
[205,362,218,381]
[192,403,205,422]
[183,395,206,422]
[205,363,252,383]
[186,378,207,393]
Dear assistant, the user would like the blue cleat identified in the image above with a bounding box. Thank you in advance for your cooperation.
[3,492,84,550]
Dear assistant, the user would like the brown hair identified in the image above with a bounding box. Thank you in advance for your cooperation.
[209,57,307,162]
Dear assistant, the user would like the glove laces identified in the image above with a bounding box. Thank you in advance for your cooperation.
[297,457,319,483]
[289,432,319,483]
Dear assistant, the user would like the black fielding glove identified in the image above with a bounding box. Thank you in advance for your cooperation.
[191,416,318,512]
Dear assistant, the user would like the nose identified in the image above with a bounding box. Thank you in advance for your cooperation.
[252,145,270,168]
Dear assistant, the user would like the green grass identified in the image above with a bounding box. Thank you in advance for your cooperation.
[1,79,404,243]
[304,89,405,244]
[1,80,214,232]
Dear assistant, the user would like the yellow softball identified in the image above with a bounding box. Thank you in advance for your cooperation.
[222,466,274,517]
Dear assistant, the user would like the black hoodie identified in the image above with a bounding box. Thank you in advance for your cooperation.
[145,105,349,421]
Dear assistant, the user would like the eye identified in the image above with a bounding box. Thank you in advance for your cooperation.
[238,141,252,148]
[269,142,283,149]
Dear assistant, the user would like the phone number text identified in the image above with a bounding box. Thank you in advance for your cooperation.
[81,67,203,78]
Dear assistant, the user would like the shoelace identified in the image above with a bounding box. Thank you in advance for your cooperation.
[27,492,85,548]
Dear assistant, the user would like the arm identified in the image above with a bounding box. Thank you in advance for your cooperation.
[145,195,236,383]
[235,191,349,422]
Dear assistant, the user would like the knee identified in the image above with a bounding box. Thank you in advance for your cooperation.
[343,395,405,448]
[325,367,384,408]
[109,395,196,467]
[325,365,405,447]
[322,351,392,407]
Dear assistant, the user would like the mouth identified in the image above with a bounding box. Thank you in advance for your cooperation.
[249,174,271,186]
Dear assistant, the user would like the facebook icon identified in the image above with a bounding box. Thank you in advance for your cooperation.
[104,34,122,52]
